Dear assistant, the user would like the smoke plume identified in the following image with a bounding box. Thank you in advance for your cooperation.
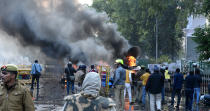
[0,0,129,65]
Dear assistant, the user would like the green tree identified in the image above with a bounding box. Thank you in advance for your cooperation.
[193,27,210,60]
[192,0,210,61]
[157,55,172,63]
[92,0,202,60]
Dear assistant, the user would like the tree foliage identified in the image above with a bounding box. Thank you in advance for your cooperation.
[193,0,210,61]
[92,0,201,61]
[193,27,210,60]
[203,0,210,17]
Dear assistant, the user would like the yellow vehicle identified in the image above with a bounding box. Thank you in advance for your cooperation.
[17,65,32,84]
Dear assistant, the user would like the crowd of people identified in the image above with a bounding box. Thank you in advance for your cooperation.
[63,59,206,111]
[0,59,208,111]
[112,59,204,111]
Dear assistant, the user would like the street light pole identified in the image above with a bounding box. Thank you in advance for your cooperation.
[155,16,158,63]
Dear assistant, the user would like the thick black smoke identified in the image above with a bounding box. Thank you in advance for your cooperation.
[127,46,140,58]
[0,0,129,64]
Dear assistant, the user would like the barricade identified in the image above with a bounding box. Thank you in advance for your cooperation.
[201,70,210,95]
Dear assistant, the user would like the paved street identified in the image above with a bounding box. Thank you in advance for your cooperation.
[123,96,210,111]
[30,74,210,111]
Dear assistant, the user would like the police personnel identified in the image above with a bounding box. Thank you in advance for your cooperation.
[63,72,116,111]
[0,64,35,111]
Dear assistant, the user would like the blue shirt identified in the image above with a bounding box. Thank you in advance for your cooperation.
[113,66,126,86]
[31,63,42,74]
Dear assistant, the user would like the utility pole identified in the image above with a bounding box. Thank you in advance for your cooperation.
[155,16,158,63]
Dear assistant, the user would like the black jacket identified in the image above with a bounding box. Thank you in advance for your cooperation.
[135,69,145,81]
[145,72,164,94]
[185,74,195,89]
[193,74,202,88]
[65,66,76,81]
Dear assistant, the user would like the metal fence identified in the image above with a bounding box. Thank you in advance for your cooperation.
[181,61,210,94]
[201,66,210,95]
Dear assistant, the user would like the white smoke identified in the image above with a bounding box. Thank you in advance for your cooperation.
[0,30,46,65]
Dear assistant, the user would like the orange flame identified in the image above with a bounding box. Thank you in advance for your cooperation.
[126,56,136,67]
[126,56,137,73]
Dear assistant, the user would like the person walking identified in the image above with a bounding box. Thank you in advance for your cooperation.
[113,59,126,111]
[124,69,132,104]
[193,68,202,104]
[170,68,184,110]
[146,65,164,111]
[140,68,150,110]
[65,62,77,95]
[63,72,116,111]
[185,71,195,111]
[31,60,42,90]
[134,66,144,103]
[0,64,35,111]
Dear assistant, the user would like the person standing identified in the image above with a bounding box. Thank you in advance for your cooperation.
[134,66,144,103]
[146,65,164,111]
[113,59,126,111]
[65,62,77,95]
[140,68,150,110]
[193,68,202,104]
[75,65,86,87]
[31,60,42,90]
[124,69,132,104]
[89,65,98,73]
[0,64,35,111]
[126,55,137,103]
[185,71,195,111]
[170,68,184,110]
[165,67,171,91]
[160,67,166,104]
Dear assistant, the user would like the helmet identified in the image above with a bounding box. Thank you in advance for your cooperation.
[79,65,86,70]
[67,61,72,65]
[115,59,124,65]
[161,66,166,70]
[1,64,18,72]
[133,66,141,71]
[154,65,159,71]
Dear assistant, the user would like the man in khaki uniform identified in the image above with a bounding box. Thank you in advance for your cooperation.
[0,64,35,111]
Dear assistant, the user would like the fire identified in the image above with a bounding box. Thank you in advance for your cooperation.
[126,56,137,73]
[126,56,136,67]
